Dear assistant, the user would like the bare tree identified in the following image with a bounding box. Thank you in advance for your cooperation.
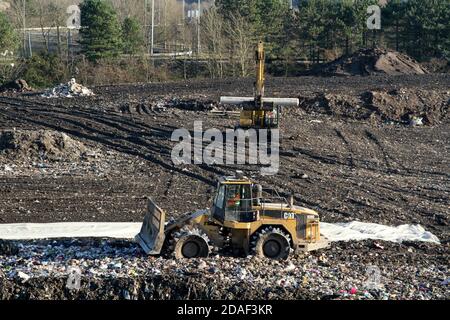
[35,0,65,52]
[202,6,226,78]
[227,13,254,77]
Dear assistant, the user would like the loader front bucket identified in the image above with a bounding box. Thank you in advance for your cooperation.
[135,198,166,255]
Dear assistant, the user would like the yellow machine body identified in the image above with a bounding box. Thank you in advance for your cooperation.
[136,174,328,258]
[221,41,296,130]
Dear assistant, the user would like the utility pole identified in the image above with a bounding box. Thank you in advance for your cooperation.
[23,0,27,57]
[182,0,185,22]
[144,0,148,52]
[197,0,201,55]
[151,0,155,56]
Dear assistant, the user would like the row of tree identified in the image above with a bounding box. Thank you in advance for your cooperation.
[1,0,449,78]
[211,0,449,61]
[199,0,449,77]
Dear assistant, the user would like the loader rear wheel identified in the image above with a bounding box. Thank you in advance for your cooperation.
[251,227,291,260]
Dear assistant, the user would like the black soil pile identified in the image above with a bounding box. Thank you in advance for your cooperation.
[0,130,88,162]
[0,79,31,93]
[312,48,429,76]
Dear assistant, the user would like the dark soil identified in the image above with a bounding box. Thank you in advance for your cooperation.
[0,74,448,300]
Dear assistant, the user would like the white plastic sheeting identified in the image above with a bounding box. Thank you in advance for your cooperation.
[0,221,440,244]
[0,222,141,240]
[320,221,440,244]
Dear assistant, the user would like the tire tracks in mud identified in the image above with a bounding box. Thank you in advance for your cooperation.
[276,124,449,225]
[0,89,448,233]
[0,96,215,187]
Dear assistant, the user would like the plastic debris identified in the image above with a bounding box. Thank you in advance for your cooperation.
[17,271,30,282]
[410,116,424,126]
[42,78,94,98]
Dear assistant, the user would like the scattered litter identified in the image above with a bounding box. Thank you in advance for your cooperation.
[372,242,385,250]
[16,271,31,282]
[410,116,424,126]
[42,78,94,98]
[349,287,358,295]
[197,261,207,269]
[284,262,296,272]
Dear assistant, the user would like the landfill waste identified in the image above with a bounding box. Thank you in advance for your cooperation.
[0,240,18,255]
[42,78,94,98]
[0,239,446,300]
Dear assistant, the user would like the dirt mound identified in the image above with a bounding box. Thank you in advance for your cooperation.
[301,88,449,125]
[313,48,429,76]
[422,58,450,74]
[0,130,88,162]
[363,89,449,125]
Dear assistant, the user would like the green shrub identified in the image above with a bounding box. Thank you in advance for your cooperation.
[21,54,69,88]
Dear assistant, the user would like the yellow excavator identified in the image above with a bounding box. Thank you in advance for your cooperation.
[136,172,328,260]
[220,42,299,130]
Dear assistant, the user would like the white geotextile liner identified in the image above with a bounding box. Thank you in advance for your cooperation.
[0,222,142,240]
[0,221,440,244]
[320,221,440,244]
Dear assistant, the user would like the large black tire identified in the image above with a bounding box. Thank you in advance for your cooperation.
[170,227,211,259]
[251,227,291,260]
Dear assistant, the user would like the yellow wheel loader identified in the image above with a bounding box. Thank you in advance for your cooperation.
[220,41,299,130]
[136,173,328,260]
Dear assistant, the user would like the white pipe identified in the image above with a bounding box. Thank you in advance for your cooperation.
[220,96,299,107]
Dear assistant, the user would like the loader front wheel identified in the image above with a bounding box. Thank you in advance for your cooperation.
[174,234,210,259]
[251,227,291,260]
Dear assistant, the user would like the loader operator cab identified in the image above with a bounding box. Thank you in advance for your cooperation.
[212,176,259,223]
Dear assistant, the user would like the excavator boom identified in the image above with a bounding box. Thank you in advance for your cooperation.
[220,41,299,129]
